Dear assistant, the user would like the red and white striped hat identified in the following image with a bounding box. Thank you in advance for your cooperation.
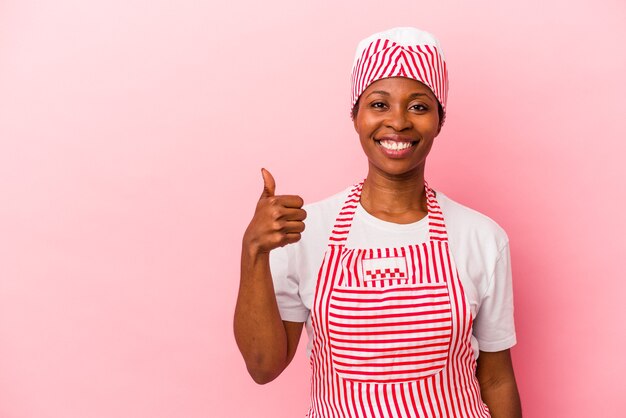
[350,27,448,121]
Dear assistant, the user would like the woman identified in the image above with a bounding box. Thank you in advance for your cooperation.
[234,27,522,417]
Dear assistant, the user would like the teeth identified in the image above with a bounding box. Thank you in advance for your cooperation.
[379,140,413,150]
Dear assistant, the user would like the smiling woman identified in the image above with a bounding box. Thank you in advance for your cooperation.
[234,27,522,417]
[354,78,441,185]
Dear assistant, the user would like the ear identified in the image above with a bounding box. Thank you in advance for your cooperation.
[351,101,360,131]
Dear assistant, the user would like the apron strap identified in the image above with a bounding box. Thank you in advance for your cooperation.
[328,181,364,245]
[425,182,449,242]
[327,180,449,245]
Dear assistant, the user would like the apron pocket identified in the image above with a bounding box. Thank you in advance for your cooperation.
[328,283,452,383]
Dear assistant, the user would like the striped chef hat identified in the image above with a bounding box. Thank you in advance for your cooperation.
[350,27,448,122]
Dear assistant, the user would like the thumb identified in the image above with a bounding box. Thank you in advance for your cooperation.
[260,168,276,198]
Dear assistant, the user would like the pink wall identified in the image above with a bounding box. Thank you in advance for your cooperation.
[1,0,625,417]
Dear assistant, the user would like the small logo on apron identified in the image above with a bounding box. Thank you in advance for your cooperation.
[362,256,408,281]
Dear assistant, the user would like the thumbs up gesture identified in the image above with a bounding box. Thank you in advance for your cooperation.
[243,169,307,255]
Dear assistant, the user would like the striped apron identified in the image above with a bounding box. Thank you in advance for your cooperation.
[307,182,490,417]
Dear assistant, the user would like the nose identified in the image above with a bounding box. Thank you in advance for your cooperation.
[384,107,412,131]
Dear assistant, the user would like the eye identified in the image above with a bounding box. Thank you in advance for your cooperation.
[370,101,387,109]
[410,103,429,112]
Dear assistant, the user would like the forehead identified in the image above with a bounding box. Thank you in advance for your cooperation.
[362,77,436,100]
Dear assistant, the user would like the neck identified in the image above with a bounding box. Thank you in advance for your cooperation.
[360,166,428,223]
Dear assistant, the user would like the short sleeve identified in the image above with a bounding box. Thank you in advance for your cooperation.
[270,245,309,323]
[472,242,517,352]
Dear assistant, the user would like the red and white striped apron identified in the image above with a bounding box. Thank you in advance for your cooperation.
[307,182,490,418]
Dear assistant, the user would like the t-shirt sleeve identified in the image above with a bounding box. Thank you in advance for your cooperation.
[269,245,309,323]
[473,242,517,352]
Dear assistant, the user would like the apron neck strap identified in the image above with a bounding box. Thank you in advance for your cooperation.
[328,181,363,244]
[328,180,449,246]
[424,182,449,242]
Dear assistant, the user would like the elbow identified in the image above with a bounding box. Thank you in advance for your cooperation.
[249,371,277,385]
[245,353,285,385]
[249,368,280,385]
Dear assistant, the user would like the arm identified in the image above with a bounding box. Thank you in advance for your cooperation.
[476,349,522,418]
[234,249,303,384]
[233,169,307,384]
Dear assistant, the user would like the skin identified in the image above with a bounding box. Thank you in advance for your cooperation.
[234,76,521,416]
[477,350,523,418]
[352,77,440,224]
[234,168,305,384]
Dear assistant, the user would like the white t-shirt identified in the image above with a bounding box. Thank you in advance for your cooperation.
[270,186,517,360]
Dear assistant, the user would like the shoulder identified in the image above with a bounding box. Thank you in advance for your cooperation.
[285,186,352,257]
[303,187,352,219]
[299,186,353,237]
[436,191,509,253]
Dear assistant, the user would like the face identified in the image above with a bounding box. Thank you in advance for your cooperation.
[353,77,441,180]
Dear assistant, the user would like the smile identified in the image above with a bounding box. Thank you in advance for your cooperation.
[377,139,415,150]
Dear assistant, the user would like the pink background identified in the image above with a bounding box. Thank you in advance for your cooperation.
[1,0,625,417]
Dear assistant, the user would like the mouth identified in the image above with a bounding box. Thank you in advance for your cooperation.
[376,139,416,150]
[374,137,418,157]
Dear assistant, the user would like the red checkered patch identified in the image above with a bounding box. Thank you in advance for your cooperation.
[365,268,406,280]
[362,256,408,282]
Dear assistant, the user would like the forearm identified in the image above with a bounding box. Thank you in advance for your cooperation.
[476,349,522,418]
[234,246,288,384]
[235,169,306,383]
[481,378,522,418]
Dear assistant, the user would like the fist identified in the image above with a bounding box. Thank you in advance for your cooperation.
[243,168,307,255]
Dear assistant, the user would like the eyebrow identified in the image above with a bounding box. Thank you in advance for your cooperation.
[408,92,432,100]
[365,90,435,101]
[366,90,390,97]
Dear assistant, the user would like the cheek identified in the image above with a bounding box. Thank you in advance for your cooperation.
[355,115,378,137]
[417,117,441,137]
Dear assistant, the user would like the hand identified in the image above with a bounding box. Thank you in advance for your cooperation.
[243,168,307,256]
